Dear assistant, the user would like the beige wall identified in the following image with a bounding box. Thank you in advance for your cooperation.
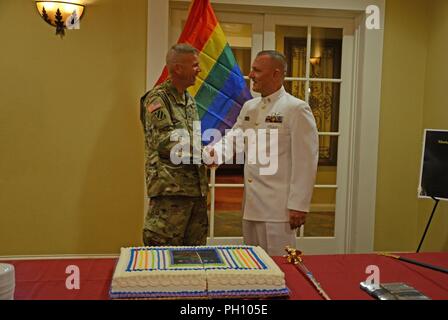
[375,0,448,252]
[1,0,447,256]
[0,0,147,255]
[418,0,448,251]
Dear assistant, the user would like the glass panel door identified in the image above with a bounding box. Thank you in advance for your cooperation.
[276,25,342,239]
[170,6,354,252]
[210,13,263,244]
[265,14,354,253]
[171,9,264,244]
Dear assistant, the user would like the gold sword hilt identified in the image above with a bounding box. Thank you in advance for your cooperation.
[284,246,303,265]
[285,246,331,300]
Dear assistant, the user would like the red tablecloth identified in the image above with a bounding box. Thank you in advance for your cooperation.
[275,252,448,300]
[2,252,447,300]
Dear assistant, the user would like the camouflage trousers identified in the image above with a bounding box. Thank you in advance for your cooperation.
[143,196,208,246]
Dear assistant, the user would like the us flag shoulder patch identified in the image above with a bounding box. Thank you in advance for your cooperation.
[147,101,162,113]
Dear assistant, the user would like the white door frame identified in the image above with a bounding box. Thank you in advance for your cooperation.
[147,0,385,253]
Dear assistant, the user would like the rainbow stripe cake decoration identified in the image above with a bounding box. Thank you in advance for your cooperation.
[110,245,289,299]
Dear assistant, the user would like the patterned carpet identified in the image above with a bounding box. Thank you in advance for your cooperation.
[213,211,335,237]
[211,174,335,238]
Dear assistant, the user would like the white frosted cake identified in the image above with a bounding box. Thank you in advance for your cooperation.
[110,245,289,299]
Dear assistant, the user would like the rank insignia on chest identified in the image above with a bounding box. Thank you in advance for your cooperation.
[244,116,250,121]
[153,109,166,121]
[265,113,283,123]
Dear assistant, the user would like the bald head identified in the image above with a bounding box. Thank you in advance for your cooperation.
[256,50,287,79]
[249,50,287,97]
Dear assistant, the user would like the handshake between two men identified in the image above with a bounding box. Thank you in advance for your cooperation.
[202,141,308,232]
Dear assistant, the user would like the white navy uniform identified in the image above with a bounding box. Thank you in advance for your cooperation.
[215,86,319,255]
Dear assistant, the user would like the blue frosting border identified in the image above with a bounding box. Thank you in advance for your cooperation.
[109,288,290,299]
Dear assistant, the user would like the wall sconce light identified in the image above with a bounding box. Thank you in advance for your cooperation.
[310,57,321,65]
[36,1,85,38]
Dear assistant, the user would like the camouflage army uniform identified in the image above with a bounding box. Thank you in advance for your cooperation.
[140,80,209,246]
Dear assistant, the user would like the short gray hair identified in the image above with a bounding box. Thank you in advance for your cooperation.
[257,50,287,76]
[166,43,198,65]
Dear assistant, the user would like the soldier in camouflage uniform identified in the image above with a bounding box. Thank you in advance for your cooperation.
[140,44,209,246]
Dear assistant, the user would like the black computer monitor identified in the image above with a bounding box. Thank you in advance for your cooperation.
[418,129,448,201]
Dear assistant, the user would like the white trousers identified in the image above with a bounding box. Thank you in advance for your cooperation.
[242,220,297,256]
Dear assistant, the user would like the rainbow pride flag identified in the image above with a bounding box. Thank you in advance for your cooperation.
[156,0,252,142]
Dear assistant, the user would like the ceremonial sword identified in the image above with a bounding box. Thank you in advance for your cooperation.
[284,246,331,300]
[378,252,448,274]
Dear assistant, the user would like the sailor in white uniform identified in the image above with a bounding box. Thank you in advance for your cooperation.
[210,50,319,256]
